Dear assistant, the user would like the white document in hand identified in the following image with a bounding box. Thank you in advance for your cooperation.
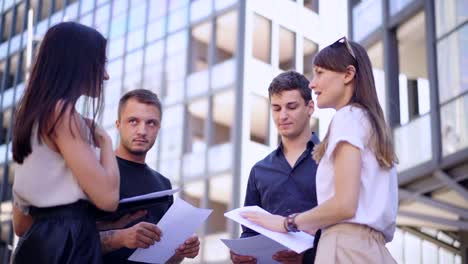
[128,198,212,264]
[221,234,288,264]
[224,206,314,254]
[119,188,180,203]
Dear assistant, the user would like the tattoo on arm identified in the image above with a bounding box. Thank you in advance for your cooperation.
[100,230,118,254]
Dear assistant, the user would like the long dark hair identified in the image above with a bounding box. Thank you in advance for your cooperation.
[312,39,397,169]
[13,22,107,164]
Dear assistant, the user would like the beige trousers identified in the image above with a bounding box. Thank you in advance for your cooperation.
[313,223,396,264]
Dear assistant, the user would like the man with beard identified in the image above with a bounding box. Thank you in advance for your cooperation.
[99,89,200,264]
[231,71,320,264]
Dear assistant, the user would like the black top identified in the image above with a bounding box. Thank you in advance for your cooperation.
[103,157,173,264]
[241,133,321,263]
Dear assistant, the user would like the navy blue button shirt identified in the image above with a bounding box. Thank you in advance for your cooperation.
[241,133,320,263]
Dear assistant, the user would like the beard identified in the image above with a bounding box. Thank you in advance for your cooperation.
[128,148,148,156]
[123,140,152,156]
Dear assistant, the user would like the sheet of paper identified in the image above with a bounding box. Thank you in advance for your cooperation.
[120,188,179,204]
[224,206,314,254]
[128,198,212,263]
[222,235,288,264]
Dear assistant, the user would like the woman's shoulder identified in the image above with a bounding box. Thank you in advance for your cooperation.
[51,101,91,142]
[333,105,369,126]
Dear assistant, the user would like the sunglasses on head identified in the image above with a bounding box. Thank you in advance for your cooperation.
[330,36,356,60]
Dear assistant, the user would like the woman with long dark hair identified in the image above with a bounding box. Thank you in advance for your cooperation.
[11,22,120,263]
[242,37,398,263]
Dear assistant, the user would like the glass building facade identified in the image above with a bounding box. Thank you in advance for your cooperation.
[350,0,467,263]
[5,0,466,263]
[0,0,329,262]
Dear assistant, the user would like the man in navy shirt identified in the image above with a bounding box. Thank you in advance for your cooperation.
[231,71,320,264]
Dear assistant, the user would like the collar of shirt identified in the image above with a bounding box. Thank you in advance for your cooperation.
[276,132,320,157]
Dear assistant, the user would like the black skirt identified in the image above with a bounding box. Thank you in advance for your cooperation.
[12,200,103,264]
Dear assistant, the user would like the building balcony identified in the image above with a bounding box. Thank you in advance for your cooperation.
[208,142,232,174]
[187,69,209,98]
[0,144,12,162]
[211,58,236,90]
[183,150,206,179]
[183,143,233,179]
[1,82,24,111]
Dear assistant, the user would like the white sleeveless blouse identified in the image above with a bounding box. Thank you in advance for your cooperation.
[13,123,96,212]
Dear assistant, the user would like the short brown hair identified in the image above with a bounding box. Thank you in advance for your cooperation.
[118,89,162,120]
[268,71,312,104]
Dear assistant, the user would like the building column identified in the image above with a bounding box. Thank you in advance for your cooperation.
[382,0,400,127]
[424,0,442,164]
[230,0,246,238]
[460,231,468,264]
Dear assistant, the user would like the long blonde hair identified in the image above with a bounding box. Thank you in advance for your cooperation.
[312,40,397,169]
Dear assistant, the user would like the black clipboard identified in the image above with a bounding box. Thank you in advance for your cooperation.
[95,188,178,222]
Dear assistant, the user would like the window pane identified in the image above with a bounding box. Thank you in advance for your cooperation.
[143,63,163,95]
[110,14,127,39]
[304,0,319,13]
[80,13,93,26]
[127,28,145,51]
[397,11,429,124]
[190,0,212,22]
[1,10,13,42]
[14,3,26,36]
[212,90,233,145]
[167,30,188,55]
[279,26,295,70]
[252,14,271,64]
[182,180,204,207]
[352,0,382,41]
[113,0,128,17]
[64,2,79,20]
[159,159,181,182]
[185,98,208,154]
[441,93,468,156]
[149,0,168,21]
[250,94,269,145]
[147,18,166,42]
[145,40,165,65]
[168,7,188,33]
[94,4,110,34]
[128,2,147,31]
[435,0,468,37]
[125,50,143,74]
[166,52,186,81]
[40,0,52,20]
[189,21,211,73]
[215,11,237,64]
[169,0,189,11]
[437,24,468,103]
[160,105,184,159]
[108,36,125,59]
[390,0,415,15]
[80,0,95,15]
[107,58,123,80]
[303,37,318,81]
[367,41,387,114]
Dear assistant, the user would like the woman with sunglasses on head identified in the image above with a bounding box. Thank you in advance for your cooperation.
[242,37,398,263]
[11,22,120,264]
